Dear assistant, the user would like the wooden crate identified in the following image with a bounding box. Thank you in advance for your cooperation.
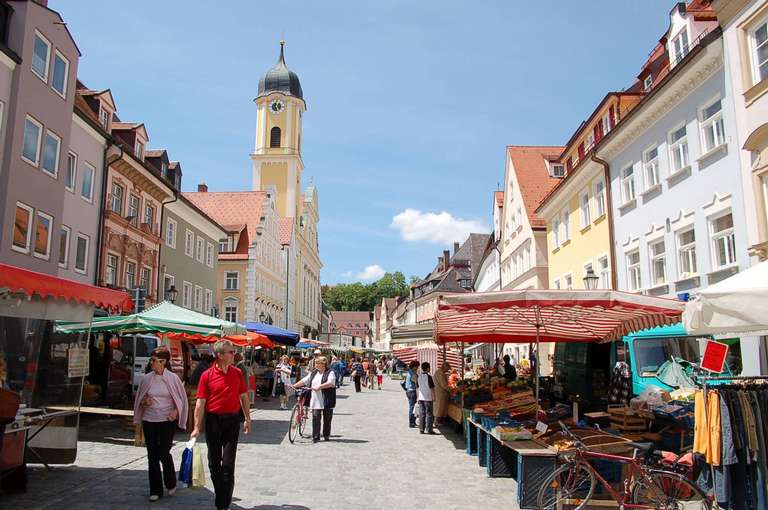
[607,405,648,432]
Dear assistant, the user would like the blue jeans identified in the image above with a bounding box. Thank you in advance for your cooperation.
[406,390,417,426]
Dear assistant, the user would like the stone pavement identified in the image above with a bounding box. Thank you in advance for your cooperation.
[5,377,514,509]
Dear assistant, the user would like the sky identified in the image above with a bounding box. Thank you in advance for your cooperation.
[58,1,674,285]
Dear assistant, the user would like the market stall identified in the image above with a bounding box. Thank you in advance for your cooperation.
[0,262,131,491]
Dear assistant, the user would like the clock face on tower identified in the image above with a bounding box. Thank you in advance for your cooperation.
[269,99,285,115]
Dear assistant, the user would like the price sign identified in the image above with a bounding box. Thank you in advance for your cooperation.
[68,347,89,378]
[535,421,548,434]
[701,339,729,373]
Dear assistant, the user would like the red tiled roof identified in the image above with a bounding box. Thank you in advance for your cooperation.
[278,217,293,246]
[507,146,564,229]
[183,191,266,251]
[494,191,504,207]
[687,0,717,21]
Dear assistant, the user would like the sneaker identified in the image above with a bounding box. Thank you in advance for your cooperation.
[419,430,425,434]
[313,438,320,443]
[149,495,160,502]
[168,486,176,496]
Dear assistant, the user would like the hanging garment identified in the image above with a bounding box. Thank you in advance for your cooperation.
[693,389,722,466]
[608,361,632,405]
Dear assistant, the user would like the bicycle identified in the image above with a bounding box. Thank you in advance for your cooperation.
[288,387,311,443]
[537,421,711,510]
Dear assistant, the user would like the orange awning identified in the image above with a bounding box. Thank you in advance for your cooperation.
[167,331,273,348]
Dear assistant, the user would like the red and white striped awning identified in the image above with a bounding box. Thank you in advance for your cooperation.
[436,289,685,345]
[393,345,462,369]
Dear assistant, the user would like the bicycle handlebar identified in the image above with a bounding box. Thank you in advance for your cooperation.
[557,421,587,449]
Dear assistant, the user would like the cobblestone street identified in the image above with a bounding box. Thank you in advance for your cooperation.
[6,378,513,509]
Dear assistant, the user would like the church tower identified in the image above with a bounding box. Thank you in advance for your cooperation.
[252,41,305,220]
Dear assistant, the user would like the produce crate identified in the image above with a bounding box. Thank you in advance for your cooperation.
[486,435,516,478]
[477,426,488,467]
[466,420,479,456]
[608,405,648,432]
[517,453,557,509]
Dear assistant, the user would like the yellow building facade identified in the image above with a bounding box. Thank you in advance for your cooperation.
[537,93,642,290]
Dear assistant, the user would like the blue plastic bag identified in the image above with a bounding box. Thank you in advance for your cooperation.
[178,438,195,487]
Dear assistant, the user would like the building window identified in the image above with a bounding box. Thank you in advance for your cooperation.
[602,113,611,135]
[219,237,231,253]
[144,203,155,228]
[12,202,34,253]
[594,180,606,217]
[627,250,641,291]
[598,256,610,289]
[224,299,238,322]
[194,286,203,311]
[106,254,119,286]
[206,242,214,267]
[643,74,653,92]
[58,225,70,268]
[31,31,51,81]
[562,208,570,241]
[111,182,124,214]
[669,125,689,173]
[553,218,561,247]
[182,282,192,308]
[51,50,69,98]
[671,28,690,65]
[711,213,736,269]
[75,233,89,274]
[225,271,239,290]
[751,19,768,84]
[700,98,725,153]
[677,228,697,276]
[64,152,77,191]
[166,218,177,248]
[99,108,111,131]
[185,229,195,257]
[204,289,213,314]
[643,146,660,188]
[564,274,573,290]
[33,211,53,260]
[135,140,144,160]
[579,191,591,228]
[649,239,666,286]
[125,261,136,289]
[621,166,636,203]
[81,163,94,201]
[22,116,42,166]
[41,130,61,176]
[270,126,281,148]
[551,164,565,178]
[140,267,151,290]
[128,194,140,226]
[196,236,205,263]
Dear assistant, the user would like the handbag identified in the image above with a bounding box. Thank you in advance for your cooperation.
[0,388,20,421]
[192,444,206,488]
[178,438,195,487]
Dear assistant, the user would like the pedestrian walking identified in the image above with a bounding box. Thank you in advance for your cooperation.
[351,357,364,392]
[361,358,370,388]
[375,359,384,390]
[191,339,251,510]
[404,360,419,428]
[275,355,292,410]
[330,356,343,388]
[367,358,377,389]
[433,362,451,426]
[337,358,347,386]
[292,356,336,442]
[417,362,436,434]
[133,348,188,502]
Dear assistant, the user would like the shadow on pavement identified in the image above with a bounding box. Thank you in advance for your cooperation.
[328,438,368,444]
[239,419,289,445]
[437,423,467,450]
[233,506,310,510]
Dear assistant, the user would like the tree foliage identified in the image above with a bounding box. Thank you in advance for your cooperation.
[322,271,419,311]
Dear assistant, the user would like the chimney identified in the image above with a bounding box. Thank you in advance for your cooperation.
[443,250,451,271]
[197,182,208,192]
[454,242,460,255]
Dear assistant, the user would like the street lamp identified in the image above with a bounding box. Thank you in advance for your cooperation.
[583,268,600,290]
[166,285,179,304]
[259,311,266,323]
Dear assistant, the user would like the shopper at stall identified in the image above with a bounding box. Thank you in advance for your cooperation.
[351,357,364,392]
[292,356,336,442]
[433,362,451,426]
[417,362,436,434]
[275,355,292,410]
[405,360,419,428]
[191,339,251,510]
[133,347,188,502]
[503,355,517,381]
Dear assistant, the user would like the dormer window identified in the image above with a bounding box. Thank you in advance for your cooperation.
[161,162,167,178]
[551,163,565,178]
[99,108,111,131]
[643,74,653,92]
[671,29,690,66]
[135,140,144,160]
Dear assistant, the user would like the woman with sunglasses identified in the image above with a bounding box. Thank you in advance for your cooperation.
[133,347,188,502]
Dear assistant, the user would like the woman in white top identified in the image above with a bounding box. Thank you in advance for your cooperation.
[133,348,188,502]
[275,355,293,410]
[416,362,436,435]
[292,356,336,442]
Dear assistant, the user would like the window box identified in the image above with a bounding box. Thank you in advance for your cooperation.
[618,198,637,213]
[640,183,662,199]
[696,143,727,164]
[666,165,691,185]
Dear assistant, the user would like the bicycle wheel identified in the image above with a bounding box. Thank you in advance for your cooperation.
[536,461,596,510]
[288,405,300,443]
[631,470,711,509]
[298,406,310,438]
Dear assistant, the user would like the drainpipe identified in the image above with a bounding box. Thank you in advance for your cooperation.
[591,153,618,290]
[157,190,179,303]
[95,143,121,287]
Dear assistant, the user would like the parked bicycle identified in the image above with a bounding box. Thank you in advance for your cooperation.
[537,421,711,510]
[288,387,311,443]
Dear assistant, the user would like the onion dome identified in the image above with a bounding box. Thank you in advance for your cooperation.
[257,41,303,100]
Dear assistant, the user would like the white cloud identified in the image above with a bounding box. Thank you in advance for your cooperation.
[341,270,354,278]
[356,264,386,281]
[390,208,489,244]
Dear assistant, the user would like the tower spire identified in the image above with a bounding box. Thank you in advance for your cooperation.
[278,39,286,65]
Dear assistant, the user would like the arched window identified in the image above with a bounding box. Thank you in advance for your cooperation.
[270,126,281,148]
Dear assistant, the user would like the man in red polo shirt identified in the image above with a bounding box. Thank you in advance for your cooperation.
[191,339,250,510]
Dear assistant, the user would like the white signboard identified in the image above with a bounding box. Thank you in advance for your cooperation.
[68,347,89,378]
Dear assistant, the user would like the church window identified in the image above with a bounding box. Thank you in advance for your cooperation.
[270,127,281,148]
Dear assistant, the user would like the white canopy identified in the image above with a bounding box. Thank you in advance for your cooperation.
[684,260,768,335]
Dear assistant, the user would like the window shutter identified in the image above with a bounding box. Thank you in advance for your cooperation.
[609,106,616,128]
[594,123,601,142]
[270,127,281,148]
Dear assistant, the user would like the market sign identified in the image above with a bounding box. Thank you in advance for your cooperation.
[701,339,729,373]
[68,347,89,378]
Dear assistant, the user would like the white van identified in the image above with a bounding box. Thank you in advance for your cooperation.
[119,334,160,393]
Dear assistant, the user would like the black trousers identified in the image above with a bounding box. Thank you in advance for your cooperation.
[142,420,176,497]
[353,375,362,392]
[205,413,240,510]
[312,408,333,440]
